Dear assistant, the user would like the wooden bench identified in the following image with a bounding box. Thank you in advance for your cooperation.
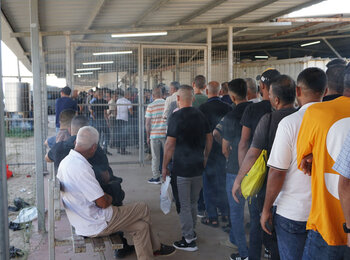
[48,166,123,260]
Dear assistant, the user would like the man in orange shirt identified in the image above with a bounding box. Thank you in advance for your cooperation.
[297,68,350,259]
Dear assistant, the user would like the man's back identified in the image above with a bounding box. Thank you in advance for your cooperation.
[57,149,113,237]
[91,98,108,119]
[192,93,208,108]
[297,96,350,245]
[167,107,210,178]
[55,97,77,128]
[240,100,271,138]
[199,98,231,158]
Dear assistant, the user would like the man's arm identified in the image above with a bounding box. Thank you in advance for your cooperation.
[222,138,230,160]
[45,152,53,163]
[213,129,222,144]
[128,106,133,115]
[238,126,251,167]
[204,133,213,168]
[145,117,152,145]
[162,137,176,181]
[339,175,350,247]
[261,168,287,234]
[95,193,113,209]
[232,147,262,202]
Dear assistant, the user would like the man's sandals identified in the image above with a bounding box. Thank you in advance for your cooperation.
[200,217,219,228]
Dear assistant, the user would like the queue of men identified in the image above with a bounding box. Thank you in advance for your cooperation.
[48,60,350,260]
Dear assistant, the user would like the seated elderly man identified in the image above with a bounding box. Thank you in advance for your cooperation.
[57,126,175,260]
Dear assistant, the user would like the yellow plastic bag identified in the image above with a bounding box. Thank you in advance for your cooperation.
[241,149,268,200]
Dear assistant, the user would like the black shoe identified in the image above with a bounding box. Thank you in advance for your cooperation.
[114,245,135,258]
[173,237,198,252]
[230,253,248,260]
[154,244,176,256]
[105,151,113,155]
[222,223,231,233]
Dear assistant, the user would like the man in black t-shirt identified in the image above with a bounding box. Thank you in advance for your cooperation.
[233,74,297,260]
[221,79,251,260]
[233,69,279,260]
[90,89,110,155]
[162,85,212,252]
[198,81,231,227]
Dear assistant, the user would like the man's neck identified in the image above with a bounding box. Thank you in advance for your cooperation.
[208,94,219,99]
[299,96,322,106]
[194,88,202,95]
[235,99,248,105]
[276,103,294,110]
[179,103,192,109]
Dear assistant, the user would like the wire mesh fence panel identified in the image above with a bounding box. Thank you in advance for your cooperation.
[72,44,141,164]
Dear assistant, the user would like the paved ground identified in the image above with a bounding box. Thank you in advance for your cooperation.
[27,162,253,260]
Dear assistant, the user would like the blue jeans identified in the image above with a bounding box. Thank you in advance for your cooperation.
[274,213,307,260]
[248,193,263,260]
[302,230,347,260]
[226,173,248,258]
[203,158,229,219]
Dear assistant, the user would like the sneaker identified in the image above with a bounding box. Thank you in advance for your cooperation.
[148,177,161,184]
[222,223,231,233]
[264,248,271,259]
[154,244,176,256]
[173,237,198,252]
[230,253,248,260]
[197,210,205,218]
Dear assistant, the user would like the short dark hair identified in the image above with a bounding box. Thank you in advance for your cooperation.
[152,85,163,98]
[170,81,180,91]
[179,84,193,92]
[297,67,327,94]
[228,79,247,100]
[61,86,71,95]
[326,58,347,68]
[326,64,346,94]
[59,109,76,125]
[270,75,296,105]
[71,115,89,135]
[194,75,206,90]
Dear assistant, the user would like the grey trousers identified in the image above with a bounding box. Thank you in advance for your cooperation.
[176,175,203,241]
[150,138,165,179]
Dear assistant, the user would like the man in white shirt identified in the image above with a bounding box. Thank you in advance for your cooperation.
[260,67,327,260]
[57,126,175,260]
[163,81,180,122]
[116,90,133,154]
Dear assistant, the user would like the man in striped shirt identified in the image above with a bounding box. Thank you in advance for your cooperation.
[145,85,167,184]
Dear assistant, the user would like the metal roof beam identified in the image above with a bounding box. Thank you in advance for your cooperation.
[211,0,325,41]
[10,22,291,37]
[219,0,279,24]
[322,38,342,58]
[278,17,350,23]
[213,33,350,45]
[133,0,171,27]
[176,0,228,25]
[308,22,350,35]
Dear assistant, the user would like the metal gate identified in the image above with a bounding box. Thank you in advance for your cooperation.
[71,42,207,165]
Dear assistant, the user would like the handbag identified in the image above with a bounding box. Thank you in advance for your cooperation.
[241,149,268,200]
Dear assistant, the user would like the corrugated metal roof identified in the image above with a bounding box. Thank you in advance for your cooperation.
[2,0,350,72]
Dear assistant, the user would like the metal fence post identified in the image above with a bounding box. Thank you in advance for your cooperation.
[207,27,212,82]
[228,26,233,81]
[0,0,10,256]
[138,45,145,165]
[40,33,48,173]
[30,0,46,232]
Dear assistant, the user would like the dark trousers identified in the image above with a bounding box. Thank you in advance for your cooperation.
[93,118,110,152]
[202,157,229,219]
[116,119,128,149]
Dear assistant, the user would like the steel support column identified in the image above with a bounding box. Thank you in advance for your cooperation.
[66,36,72,87]
[207,27,212,82]
[175,49,180,82]
[138,45,145,165]
[228,26,233,81]
[0,0,10,257]
[30,0,45,232]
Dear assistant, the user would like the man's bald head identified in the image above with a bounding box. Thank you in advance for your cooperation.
[207,81,220,95]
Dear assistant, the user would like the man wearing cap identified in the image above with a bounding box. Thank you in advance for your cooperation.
[55,86,78,133]
[234,68,280,260]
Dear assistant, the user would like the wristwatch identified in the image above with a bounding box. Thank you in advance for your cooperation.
[343,223,350,233]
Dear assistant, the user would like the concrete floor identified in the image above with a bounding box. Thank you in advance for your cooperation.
[27,162,251,260]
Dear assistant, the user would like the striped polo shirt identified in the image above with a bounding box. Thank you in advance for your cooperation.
[145,98,167,139]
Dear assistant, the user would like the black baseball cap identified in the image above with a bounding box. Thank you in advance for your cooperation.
[61,86,71,95]
[256,68,280,86]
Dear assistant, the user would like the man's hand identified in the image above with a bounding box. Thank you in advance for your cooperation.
[232,180,242,203]
[261,208,273,235]
[147,136,150,146]
[162,167,170,182]
[301,153,313,176]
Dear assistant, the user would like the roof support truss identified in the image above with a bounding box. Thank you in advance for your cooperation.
[133,0,171,27]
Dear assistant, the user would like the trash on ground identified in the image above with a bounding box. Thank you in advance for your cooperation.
[9,246,24,258]
[8,221,23,231]
[12,206,37,224]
